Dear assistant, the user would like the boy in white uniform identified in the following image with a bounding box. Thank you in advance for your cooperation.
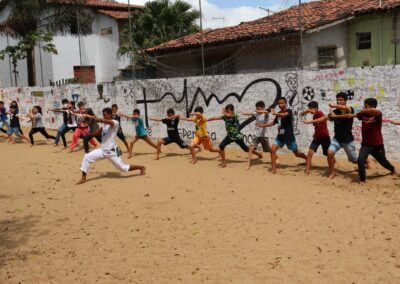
[77,108,145,184]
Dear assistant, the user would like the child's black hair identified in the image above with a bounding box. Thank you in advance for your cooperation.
[34,106,43,114]
[70,101,76,107]
[0,101,4,105]
[86,108,95,116]
[364,98,378,108]
[225,104,234,112]
[102,108,113,115]
[62,99,69,104]
[111,104,118,109]
[77,101,85,108]
[167,108,175,115]
[278,97,287,103]
[10,105,17,110]
[307,101,319,109]
[194,106,204,113]
[133,108,140,115]
[336,92,348,100]
[255,101,265,108]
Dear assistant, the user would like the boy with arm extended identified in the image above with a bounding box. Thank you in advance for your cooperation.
[0,101,10,134]
[6,105,30,143]
[241,101,271,170]
[326,92,359,179]
[77,108,145,184]
[119,109,157,158]
[300,101,331,175]
[180,106,220,164]
[150,108,189,160]
[356,98,394,183]
[208,104,262,168]
[111,104,130,152]
[48,99,69,146]
[258,97,307,174]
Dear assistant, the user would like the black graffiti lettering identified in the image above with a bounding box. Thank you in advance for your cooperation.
[137,78,282,129]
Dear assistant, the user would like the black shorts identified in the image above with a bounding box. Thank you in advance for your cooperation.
[219,136,249,152]
[163,137,188,149]
[309,137,331,156]
[117,131,126,141]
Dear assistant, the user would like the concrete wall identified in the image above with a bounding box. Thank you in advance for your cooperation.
[348,12,399,67]
[2,66,400,159]
[303,22,349,70]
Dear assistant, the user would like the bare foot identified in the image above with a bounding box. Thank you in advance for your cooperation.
[140,167,146,175]
[191,159,198,165]
[305,170,310,175]
[329,172,336,179]
[391,169,396,176]
[272,169,277,174]
[246,163,251,170]
[218,162,227,168]
[76,177,86,185]
[359,181,366,185]
[155,157,160,160]
[68,149,73,153]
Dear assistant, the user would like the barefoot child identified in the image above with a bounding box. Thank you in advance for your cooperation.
[27,106,56,146]
[300,101,331,175]
[326,92,358,179]
[77,107,145,184]
[180,106,220,164]
[69,102,97,153]
[82,108,102,153]
[49,99,69,146]
[119,109,157,158]
[241,101,272,170]
[150,108,189,160]
[0,101,10,134]
[257,97,307,174]
[58,101,78,148]
[111,104,130,152]
[208,104,262,168]
[7,105,30,143]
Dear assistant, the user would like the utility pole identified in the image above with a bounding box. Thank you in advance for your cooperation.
[128,0,135,80]
[76,10,83,82]
[299,0,303,69]
[199,0,205,76]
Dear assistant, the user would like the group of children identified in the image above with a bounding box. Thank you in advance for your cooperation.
[1,92,399,184]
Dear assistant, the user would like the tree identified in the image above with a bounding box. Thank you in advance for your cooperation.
[118,0,200,67]
[0,0,93,86]
[0,31,57,86]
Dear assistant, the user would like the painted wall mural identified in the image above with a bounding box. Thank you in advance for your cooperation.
[1,65,400,158]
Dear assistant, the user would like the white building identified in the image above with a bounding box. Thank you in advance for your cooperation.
[0,0,142,87]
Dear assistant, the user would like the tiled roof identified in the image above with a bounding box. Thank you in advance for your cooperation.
[85,0,142,10]
[147,0,400,54]
[97,9,129,19]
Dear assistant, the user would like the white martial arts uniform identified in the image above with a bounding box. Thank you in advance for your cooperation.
[80,120,130,173]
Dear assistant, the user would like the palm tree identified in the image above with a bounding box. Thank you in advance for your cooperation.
[119,0,200,66]
[0,0,93,86]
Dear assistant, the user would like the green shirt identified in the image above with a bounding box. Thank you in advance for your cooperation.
[222,114,242,140]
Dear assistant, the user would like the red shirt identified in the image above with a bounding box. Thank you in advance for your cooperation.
[357,112,383,146]
[313,111,330,140]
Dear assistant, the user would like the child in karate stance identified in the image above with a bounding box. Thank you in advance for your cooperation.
[77,108,145,184]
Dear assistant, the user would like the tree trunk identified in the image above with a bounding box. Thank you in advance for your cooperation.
[27,48,36,86]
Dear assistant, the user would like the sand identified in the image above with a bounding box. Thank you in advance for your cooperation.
[1,129,400,283]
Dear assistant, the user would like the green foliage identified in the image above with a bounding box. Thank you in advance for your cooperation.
[118,0,200,63]
[0,31,57,82]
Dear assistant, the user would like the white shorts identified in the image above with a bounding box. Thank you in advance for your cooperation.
[80,148,130,174]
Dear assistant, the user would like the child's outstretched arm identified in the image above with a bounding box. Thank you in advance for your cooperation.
[207,116,222,122]
[302,116,328,124]
[391,120,400,125]
[256,121,275,128]
[329,103,351,113]
[119,112,135,119]
[358,108,381,117]
[149,117,162,122]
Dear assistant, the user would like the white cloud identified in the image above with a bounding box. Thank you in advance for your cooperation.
[116,0,280,29]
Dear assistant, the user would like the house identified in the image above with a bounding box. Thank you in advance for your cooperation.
[0,0,143,87]
[145,0,400,77]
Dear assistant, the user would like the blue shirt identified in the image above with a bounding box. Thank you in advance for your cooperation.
[132,117,147,137]
[0,108,7,122]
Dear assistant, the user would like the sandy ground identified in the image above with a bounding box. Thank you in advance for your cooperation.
[1,129,400,283]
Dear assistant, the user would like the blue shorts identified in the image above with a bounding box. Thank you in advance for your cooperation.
[273,138,298,152]
[7,127,22,137]
[328,138,357,162]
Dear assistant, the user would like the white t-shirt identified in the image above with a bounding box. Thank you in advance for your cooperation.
[254,113,269,137]
[101,120,119,153]
[67,111,77,128]
[33,113,43,128]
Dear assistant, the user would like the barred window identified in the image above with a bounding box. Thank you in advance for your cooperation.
[318,46,337,70]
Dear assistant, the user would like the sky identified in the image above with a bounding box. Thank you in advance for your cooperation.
[116,0,313,29]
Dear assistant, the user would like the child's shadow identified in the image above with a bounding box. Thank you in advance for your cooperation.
[85,171,144,183]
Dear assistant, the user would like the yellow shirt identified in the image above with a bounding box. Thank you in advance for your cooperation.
[194,115,208,138]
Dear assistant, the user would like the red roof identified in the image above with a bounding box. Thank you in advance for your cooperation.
[97,9,129,19]
[86,0,142,10]
[147,0,400,54]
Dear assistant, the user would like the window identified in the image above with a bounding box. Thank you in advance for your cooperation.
[101,27,113,36]
[73,66,96,83]
[318,46,337,70]
[357,32,372,50]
